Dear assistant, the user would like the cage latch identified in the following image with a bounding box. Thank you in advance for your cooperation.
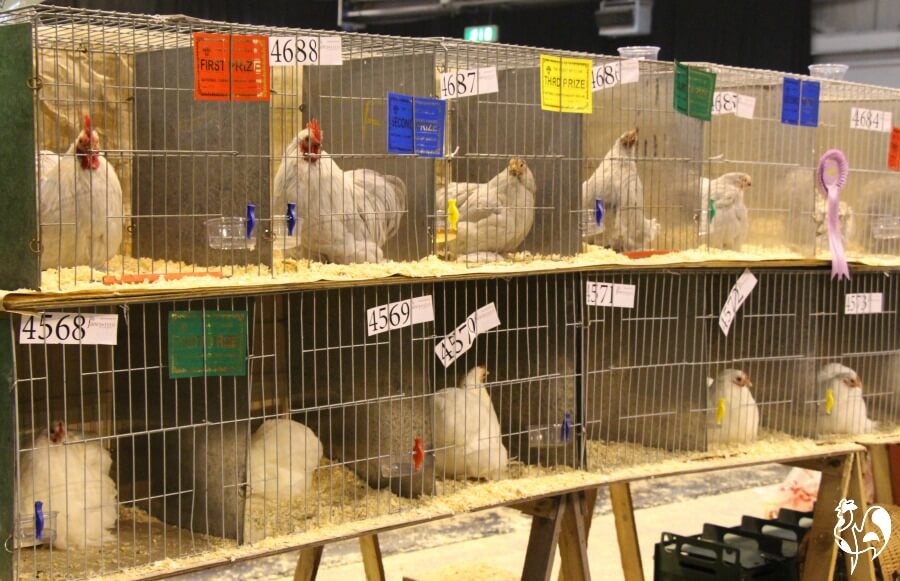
[26,76,42,91]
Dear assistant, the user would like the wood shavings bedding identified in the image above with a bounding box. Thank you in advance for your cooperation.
[18,243,897,304]
[90,431,868,580]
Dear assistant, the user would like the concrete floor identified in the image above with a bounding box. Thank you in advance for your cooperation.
[178,464,790,580]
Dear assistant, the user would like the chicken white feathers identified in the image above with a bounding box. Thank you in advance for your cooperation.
[433,366,509,480]
[18,423,118,550]
[272,120,407,264]
[437,158,536,257]
[817,363,877,435]
[705,172,752,251]
[706,369,759,446]
[38,115,123,270]
[581,128,659,252]
[247,419,323,503]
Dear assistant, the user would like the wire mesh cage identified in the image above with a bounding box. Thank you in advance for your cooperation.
[697,64,819,258]
[0,7,451,291]
[433,42,586,264]
[809,270,900,438]
[815,79,900,260]
[10,272,584,579]
[582,56,703,256]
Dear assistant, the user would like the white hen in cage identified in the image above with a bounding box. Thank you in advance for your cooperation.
[18,422,118,550]
[817,363,877,435]
[582,128,659,252]
[705,172,752,251]
[273,119,407,264]
[706,369,759,446]
[247,419,323,503]
[437,158,536,261]
[433,366,509,480]
[38,114,123,270]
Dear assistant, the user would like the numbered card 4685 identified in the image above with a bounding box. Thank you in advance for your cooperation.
[20,312,118,345]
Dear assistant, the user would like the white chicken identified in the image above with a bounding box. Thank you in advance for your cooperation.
[433,366,509,480]
[706,369,759,446]
[817,363,877,435]
[38,114,123,270]
[581,128,659,252]
[436,158,536,260]
[272,119,407,264]
[18,422,118,550]
[783,168,854,251]
[704,172,752,251]
[247,419,323,503]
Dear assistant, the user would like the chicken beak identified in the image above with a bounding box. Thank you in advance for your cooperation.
[508,159,523,177]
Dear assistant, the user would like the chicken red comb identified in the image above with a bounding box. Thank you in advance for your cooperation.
[306,118,322,143]
[83,113,92,133]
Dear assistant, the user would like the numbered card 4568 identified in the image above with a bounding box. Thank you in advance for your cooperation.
[20,312,118,345]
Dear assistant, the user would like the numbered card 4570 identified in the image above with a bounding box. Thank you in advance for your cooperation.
[19,312,118,345]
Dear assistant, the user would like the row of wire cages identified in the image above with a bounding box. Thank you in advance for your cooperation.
[9,267,898,578]
[3,5,899,293]
[584,267,900,473]
[697,62,900,260]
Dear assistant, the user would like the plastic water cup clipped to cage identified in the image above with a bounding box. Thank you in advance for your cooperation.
[872,216,900,240]
[527,413,573,449]
[380,451,432,478]
[617,45,660,60]
[206,217,257,251]
[808,63,849,80]
[16,503,57,549]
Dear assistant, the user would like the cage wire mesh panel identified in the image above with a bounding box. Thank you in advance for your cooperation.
[700,64,818,257]
[435,43,582,263]
[582,57,704,255]
[295,36,436,265]
[8,273,584,578]
[583,271,710,472]
[582,269,868,473]
[816,79,900,260]
[432,273,581,469]
[810,271,899,438]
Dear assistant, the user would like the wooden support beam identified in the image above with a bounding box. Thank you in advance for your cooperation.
[845,454,878,581]
[609,482,644,581]
[522,495,567,581]
[801,453,853,581]
[559,488,598,581]
[359,535,387,581]
[558,492,591,581]
[293,545,324,581]
[867,444,894,505]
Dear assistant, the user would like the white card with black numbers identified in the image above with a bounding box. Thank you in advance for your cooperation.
[366,296,435,336]
[591,59,639,92]
[719,270,757,336]
[19,312,118,345]
[585,282,636,308]
[268,35,342,66]
[439,67,499,100]
[434,303,501,368]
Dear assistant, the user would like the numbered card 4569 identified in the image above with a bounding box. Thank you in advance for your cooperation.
[19,312,118,345]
